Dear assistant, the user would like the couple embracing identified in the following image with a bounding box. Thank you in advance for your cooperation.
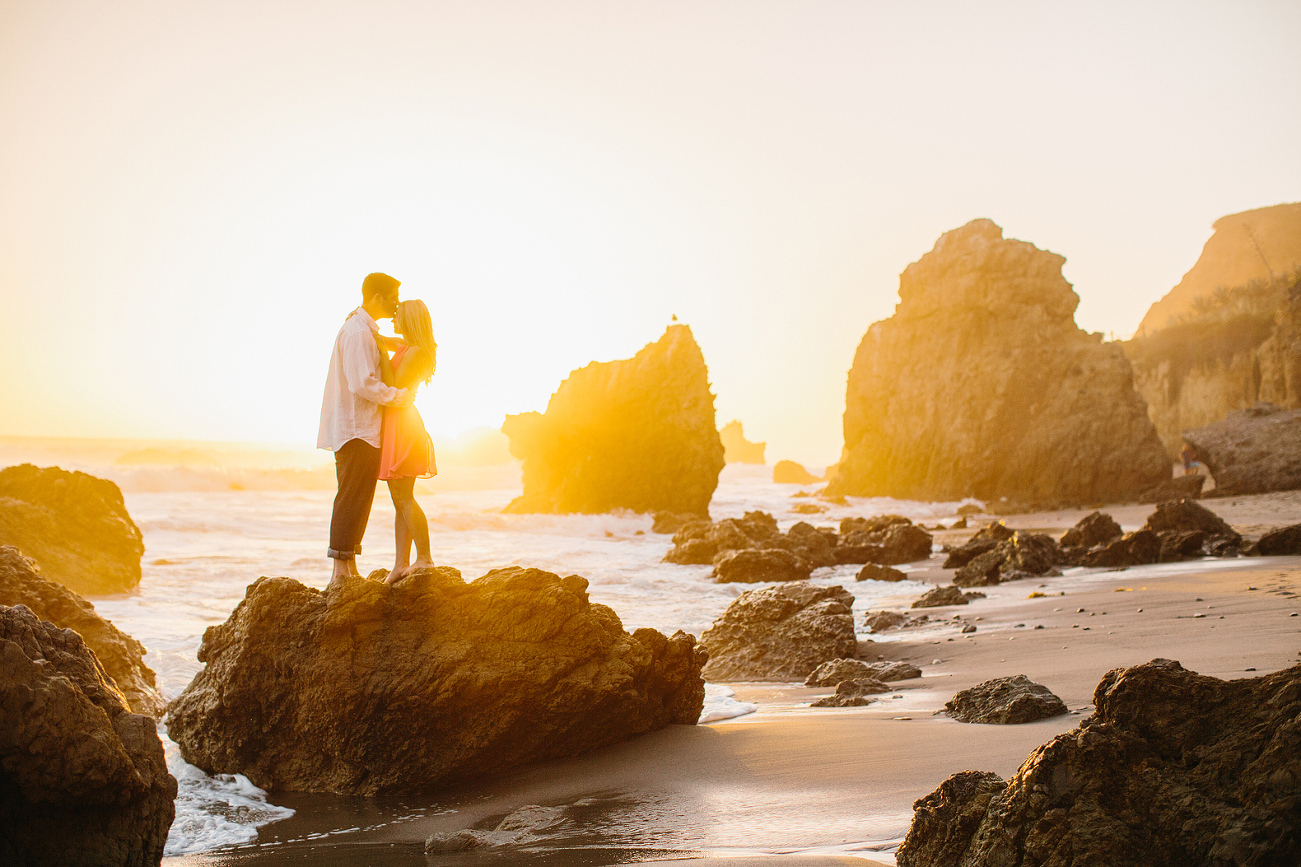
[317,272,438,585]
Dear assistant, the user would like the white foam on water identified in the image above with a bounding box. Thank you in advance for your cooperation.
[699,683,759,723]
[83,472,978,855]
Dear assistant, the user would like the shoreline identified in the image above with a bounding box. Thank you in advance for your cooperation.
[163,494,1301,866]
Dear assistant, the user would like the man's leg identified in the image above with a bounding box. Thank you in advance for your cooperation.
[329,438,382,578]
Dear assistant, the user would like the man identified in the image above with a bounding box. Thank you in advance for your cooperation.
[318,272,411,582]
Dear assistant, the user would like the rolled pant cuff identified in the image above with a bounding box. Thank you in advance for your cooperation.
[327,547,361,560]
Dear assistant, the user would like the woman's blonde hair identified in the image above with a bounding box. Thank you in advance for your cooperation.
[394,299,437,385]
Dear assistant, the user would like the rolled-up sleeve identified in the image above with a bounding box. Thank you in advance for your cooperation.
[341,329,404,406]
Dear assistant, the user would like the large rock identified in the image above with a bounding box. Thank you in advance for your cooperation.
[1127,205,1301,456]
[912,586,983,608]
[1142,498,1240,542]
[940,674,1067,724]
[1254,524,1301,556]
[1060,511,1123,548]
[0,604,176,866]
[897,659,1301,867]
[1184,403,1301,496]
[719,420,765,464]
[168,566,705,795]
[825,219,1170,505]
[0,464,145,594]
[700,584,856,682]
[773,460,819,484]
[501,324,725,515]
[711,548,812,583]
[0,547,163,716]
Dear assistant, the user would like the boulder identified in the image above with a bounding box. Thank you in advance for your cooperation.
[663,538,716,565]
[1138,473,1206,503]
[833,544,887,565]
[719,420,765,464]
[912,586,984,608]
[825,219,1171,505]
[942,538,1002,569]
[940,674,1068,724]
[841,514,913,535]
[864,610,927,633]
[712,548,812,584]
[810,679,886,707]
[867,661,923,681]
[1142,499,1240,542]
[1084,529,1163,568]
[700,584,856,681]
[0,547,163,716]
[804,657,878,687]
[1184,403,1301,497]
[1254,524,1301,556]
[877,523,934,564]
[953,549,1005,587]
[0,464,145,594]
[897,659,1301,867]
[168,566,705,795]
[650,512,703,534]
[501,324,725,514]
[773,460,819,484]
[1060,511,1123,548]
[999,532,1061,577]
[856,563,907,582]
[0,604,176,866]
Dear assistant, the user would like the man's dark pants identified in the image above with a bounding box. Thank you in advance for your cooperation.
[328,438,382,560]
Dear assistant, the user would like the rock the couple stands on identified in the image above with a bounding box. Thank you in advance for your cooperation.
[318,271,437,585]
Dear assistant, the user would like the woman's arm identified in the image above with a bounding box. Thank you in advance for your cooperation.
[377,334,407,352]
[392,347,433,390]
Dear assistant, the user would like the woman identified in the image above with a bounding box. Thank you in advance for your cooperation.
[376,299,438,583]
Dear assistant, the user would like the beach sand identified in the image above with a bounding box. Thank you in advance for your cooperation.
[167,494,1301,867]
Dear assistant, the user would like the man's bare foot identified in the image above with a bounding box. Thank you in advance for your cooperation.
[331,560,354,582]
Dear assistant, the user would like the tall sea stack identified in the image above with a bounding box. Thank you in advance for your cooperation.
[825,219,1170,505]
[502,324,725,515]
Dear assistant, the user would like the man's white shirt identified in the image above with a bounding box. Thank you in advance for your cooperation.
[317,308,406,451]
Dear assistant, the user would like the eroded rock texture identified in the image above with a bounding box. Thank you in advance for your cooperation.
[1184,403,1301,496]
[0,546,163,716]
[0,604,176,866]
[168,566,706,795]
[826,219,1170,506]
[501,324,725,515]
[941,674,1067,724]
[0,464,144,594]
[700,584,856,681]
[897,659,1301,867]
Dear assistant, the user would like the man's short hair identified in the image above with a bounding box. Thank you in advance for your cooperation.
[362,272,400,299]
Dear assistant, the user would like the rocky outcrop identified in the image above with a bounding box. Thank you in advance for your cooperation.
[0,547,163,716]
[168,566,705,795]
[712,548,811,583]
[806,658,920,686]
[811,679,885,707]
[912,586,983,608]
[773,460,819,484]
[0,604,176,866]
[826,219,1171,505]
[897,659,1301,867]
[857,563,906,582]
[1254,524,1301,556]
[940,674,1067,724]
[1126,203,1301,457]
[0,464,145,594]
[1183,403,1301,496]
[1060,511,1122,548]
[719,420,765,464]
[664,512,931,571]
[699,584,856,682]
[501,324,725,515]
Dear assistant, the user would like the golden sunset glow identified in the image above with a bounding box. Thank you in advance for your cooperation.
[2,2,1299,466]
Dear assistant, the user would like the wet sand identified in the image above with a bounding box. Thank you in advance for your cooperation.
[167,494,1301,867]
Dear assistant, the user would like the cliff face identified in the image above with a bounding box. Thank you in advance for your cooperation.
[502,324,725,515]
[719,420,765,464]
[1138,202,1301,334]
[1125,254,1301,457]
[826,219,1170,505]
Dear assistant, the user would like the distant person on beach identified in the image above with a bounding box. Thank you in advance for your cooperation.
[318,272,411,582]
[1180,442,1200,476]
[375,299,438,583]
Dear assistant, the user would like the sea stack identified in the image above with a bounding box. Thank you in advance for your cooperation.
[825,219,1170,506]
[502,324,725,515]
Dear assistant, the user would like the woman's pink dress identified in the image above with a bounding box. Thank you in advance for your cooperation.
[378,347,437,480]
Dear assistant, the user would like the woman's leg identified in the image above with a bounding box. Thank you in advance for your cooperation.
[409,495,433,567]
[386,477,416,582]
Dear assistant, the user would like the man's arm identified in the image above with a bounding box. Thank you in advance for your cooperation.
[341,329,408,407]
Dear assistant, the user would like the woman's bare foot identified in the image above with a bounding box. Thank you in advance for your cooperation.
[410,557,434,572]
[384,566,408,585]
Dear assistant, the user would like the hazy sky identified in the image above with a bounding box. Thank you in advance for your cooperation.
[2,1,1298,466]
